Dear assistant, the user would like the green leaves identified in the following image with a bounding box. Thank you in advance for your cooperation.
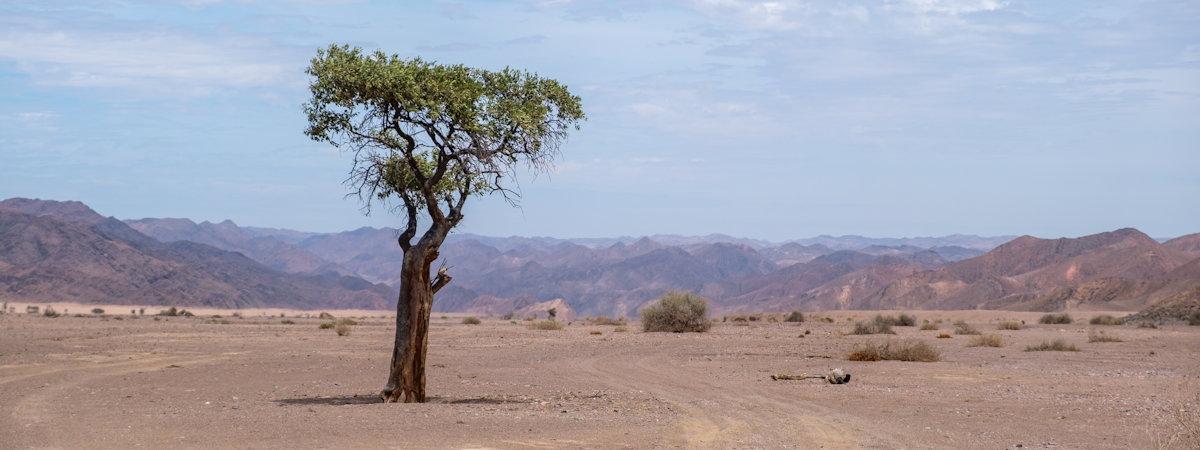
[304,44,583,233]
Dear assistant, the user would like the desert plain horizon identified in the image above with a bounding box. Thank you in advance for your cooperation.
[3,0,1200,448]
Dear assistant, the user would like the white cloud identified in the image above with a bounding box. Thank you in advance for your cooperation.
[0,29,293,94]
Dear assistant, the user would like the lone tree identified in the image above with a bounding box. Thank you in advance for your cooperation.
[304,45,583,403]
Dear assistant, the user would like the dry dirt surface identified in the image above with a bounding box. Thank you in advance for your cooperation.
[2,306,1199,449]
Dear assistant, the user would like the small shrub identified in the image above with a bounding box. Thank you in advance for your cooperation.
[1088,314,1120,325]
[613,326,628,332]
[847,340,940,362]
[336,318,358,326]
[231,312,243,318]
[1025,339,1079,352]
[462,316,482,325]
[529,319,563,331]
[90,307,105,315]
[785,311,805,323]
[335,322,351,336]
[1039,313,1073,325]
[1136,321,1158,329]
[967,334,1005,348]
[851,321,895,335]
[1188,312,1200,326]
[996,321,1022,330]
[180,309,194,317]
[159,307,179,317]
[896,313,917,326]
[919,322,939,331]
[318,312,334,320]
[1087,330,1122,343]
[318,322,335,329]
[640,291,711,333]
[280,319,296,325]
[500,311,515,320]
[43,307,60,318]
[953,321,980,335]
[589,330,602,335]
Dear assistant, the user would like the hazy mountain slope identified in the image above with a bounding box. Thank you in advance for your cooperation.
[865,229,1193,311]
[126,218,343,275]
[719,251,944,312]
[1164,233,1200,256]
[0,200,393,309]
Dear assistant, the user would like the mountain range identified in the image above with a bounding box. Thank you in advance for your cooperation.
[1,198,1197,319]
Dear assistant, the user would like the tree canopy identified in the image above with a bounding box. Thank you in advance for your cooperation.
[304,44,584,247]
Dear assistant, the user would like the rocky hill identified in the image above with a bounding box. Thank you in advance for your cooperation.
[0,199,393,309]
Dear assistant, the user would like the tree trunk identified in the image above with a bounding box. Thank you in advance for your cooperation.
[381,248,435,403]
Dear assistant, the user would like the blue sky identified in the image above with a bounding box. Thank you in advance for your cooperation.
[1,0,1197,240]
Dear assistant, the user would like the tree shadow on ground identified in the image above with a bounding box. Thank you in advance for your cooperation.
[274,394,529,406]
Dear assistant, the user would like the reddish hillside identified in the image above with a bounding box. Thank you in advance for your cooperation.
[865,229,1194,311]
[1164,233,1200,256]
[0,201,394,309]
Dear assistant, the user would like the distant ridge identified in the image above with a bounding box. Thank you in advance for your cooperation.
[0,198,392,309]
[2,197,1194,315]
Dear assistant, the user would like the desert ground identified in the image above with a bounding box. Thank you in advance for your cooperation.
[1,304,1198,449]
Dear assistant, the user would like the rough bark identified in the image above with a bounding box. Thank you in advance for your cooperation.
[381,241,453,403]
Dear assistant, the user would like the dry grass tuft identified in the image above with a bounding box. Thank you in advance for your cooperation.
[851,320,895,335]
[996,321,1023,330]
[1089,315,1121,326]
[587,316,626,326]
[919,321,939,331]
[589,330,602,335]
[1025,338,1079,352]
[937,332,952,339]
[847,340,940,362]
[1088,330,1123,343]
[640,291,711,333]
[1137,321,1159,329]
[334,321,351,336]
[529,319,563,331]
[318,322,334,329]
[953,321,980,335]
[785,311,805,323]
[462,316,482,325]
[967,334,1005,347]
[1039,313,1073,324]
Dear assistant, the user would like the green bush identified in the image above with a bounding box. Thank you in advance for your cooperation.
[640,291,711,333]
[1039,313,1073,324]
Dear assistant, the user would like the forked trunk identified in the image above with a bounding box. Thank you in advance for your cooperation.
[381,248,435,403]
